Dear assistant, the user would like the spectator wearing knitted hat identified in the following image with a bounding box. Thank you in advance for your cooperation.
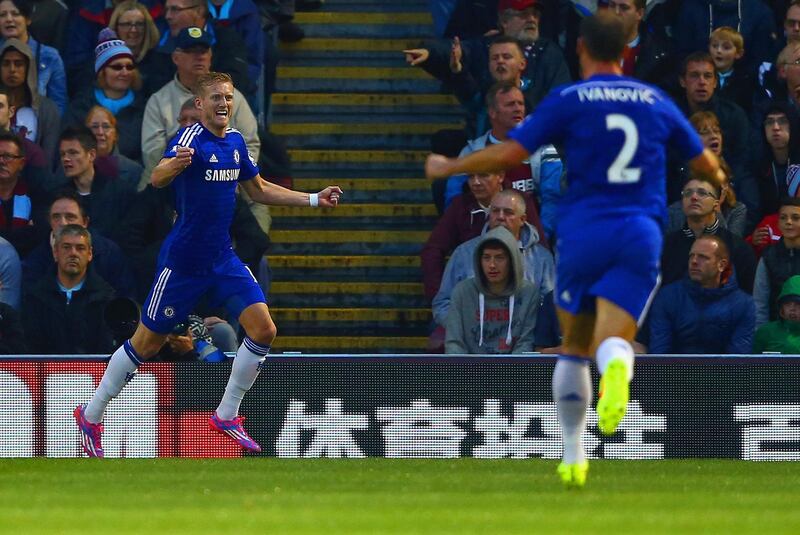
[0,37,59,166]
[64,28,145,163]
[0,0,67,115]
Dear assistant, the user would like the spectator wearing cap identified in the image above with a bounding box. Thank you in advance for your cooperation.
[0,38,60,164]
[109,1,163,95]
[753,275,800,353]
[64,28,145,163]
[140,26,259,190]
[147,0,252,101]
[0,0,67,114]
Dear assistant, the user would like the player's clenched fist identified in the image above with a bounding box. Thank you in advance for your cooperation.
[173,146,194,169]
[318,186,343,207]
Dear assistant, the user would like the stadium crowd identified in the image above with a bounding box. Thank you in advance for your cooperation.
[412,0,800,354]
[1,0,800,356]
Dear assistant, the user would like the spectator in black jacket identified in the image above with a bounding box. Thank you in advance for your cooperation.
[709,26,756,113]
[0,301,25,353]
[22,191,136,298]
[609,0,675,88]
[22,224,116,354]
[661,176,758,293]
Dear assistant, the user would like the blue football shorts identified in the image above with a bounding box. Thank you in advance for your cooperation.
[554,214,662,322]
[141,254,265,334]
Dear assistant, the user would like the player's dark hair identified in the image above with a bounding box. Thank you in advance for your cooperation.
[59,125,97,152]
[780,197,800,209]
[681,51,716,77]
[54,223,92,248]
[485,81,523,110]
[632,0,646,10]
[50,190,88,220]
[0,131,24,157]
[579,11,627,63]
[489,35,525,58]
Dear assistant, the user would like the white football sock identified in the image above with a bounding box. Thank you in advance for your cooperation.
[552,357,592,464]
[84,341,142,424]
[595,336,635,382]
[215,337,270,421]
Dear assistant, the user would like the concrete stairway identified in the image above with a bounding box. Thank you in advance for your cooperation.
[266,0,463,353]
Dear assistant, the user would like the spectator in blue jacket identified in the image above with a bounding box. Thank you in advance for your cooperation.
[649,235,755,354]
[0,0,66,114]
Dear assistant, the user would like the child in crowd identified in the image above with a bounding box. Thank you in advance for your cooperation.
[708,26,755,112]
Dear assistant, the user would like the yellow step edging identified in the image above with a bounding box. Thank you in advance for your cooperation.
[280,38,417,51]
[293,178,428,191]
[288,149,427,163]
[270,308,431,322]
[277,66,430,79]
[273,336,429,350]
[270,282,423,295]
[272,123,459,135]
[271,93,459,106]
[270,230,429,243]
[293,12,432,24]
[268,255,420,268]
[269,204,437,217]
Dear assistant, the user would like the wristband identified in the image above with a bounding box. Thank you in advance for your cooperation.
[309,193,319,207]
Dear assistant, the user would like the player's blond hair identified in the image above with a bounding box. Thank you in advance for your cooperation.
[195,72,233,96]
[709,26,744,54]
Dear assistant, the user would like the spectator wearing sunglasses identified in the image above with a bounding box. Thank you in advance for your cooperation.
[64,28,146,164]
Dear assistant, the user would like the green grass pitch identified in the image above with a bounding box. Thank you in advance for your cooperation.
[1,459,799,534]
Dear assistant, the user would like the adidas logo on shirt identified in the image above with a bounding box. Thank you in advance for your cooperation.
[209,154,218,163]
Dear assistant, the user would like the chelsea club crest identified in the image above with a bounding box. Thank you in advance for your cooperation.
[233,149,240,164]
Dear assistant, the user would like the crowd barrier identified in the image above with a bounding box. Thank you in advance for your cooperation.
[1,355,798,460]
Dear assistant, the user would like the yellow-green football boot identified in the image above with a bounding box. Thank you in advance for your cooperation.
[596,359,630,435]
[557,460,589,489]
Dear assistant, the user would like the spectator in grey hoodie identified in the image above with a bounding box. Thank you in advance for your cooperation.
[445,225,539,354]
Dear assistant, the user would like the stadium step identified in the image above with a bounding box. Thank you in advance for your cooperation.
[269,0,461,353]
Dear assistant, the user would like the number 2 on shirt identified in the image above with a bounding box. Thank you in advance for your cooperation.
[606,114,641,184]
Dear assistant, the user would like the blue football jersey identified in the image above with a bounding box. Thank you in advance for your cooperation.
[158,122,259,273]
[508,74,704,234]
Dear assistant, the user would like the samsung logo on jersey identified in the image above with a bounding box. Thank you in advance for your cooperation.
[205,168,240,181]
[577,86,656,104]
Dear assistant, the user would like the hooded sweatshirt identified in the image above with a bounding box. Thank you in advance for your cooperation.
[0,39,60,164]
[753,275,800,353]
[445,226,539,354]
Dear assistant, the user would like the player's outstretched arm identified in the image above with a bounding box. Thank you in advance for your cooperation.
[688,148,726,189]
[151,146,194,188]
[240,174,342,207]
[425,140,529,180]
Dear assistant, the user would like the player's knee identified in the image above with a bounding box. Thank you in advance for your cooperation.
[247,321,277,346]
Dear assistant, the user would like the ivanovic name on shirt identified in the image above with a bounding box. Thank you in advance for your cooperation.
[205,168,240,181]
[576,85,656,105]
